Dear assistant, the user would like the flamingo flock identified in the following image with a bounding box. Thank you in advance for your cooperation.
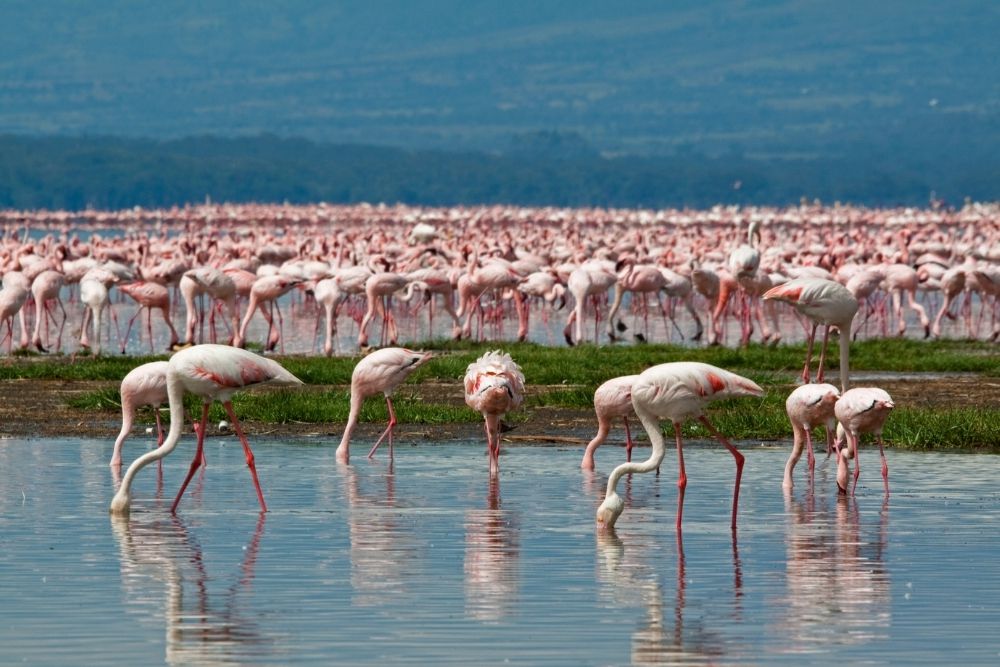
[1,201,940,526]
[1,201,998,358]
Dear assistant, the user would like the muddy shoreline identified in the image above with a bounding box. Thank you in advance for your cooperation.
[2,375,997,444]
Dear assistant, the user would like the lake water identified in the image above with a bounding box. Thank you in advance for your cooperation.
[2,436,999,665]
[21,280,982,358]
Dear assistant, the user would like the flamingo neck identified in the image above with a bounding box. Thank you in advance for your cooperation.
[112,370,186,512]
[604,408,667,498]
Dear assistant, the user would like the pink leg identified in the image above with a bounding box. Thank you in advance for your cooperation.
[172,403,210,513]
[623,416,633,462]
[223,401,267,512]
[802,322,818,383]
[121,309,142,354]
[699,416,745,531]
[815,325,832,383]
[485,414,500,477]
[673,422,687,531]
[805,429,816,472]
[367,396,398,459]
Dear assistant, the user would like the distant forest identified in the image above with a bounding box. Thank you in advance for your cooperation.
[2,133,997,211]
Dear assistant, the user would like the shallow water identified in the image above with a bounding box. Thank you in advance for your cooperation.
[2,437,999,665]
[30,282,984,357]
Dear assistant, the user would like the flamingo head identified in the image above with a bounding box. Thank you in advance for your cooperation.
[596,491,625,529]
[109,487,131,515]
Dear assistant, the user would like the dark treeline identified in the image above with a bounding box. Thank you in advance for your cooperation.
[1,133,997,211]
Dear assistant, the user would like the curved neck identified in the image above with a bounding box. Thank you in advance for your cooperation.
[604,408,667,498]
[117,371,186,497]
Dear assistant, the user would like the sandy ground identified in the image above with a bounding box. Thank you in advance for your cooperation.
[1,374,997,443]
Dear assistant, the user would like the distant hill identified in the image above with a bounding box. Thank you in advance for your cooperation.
[2,0,998,162]
[2,134,996,210]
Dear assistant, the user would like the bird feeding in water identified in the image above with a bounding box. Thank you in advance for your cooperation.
[464,350,525,477]
[596,362,764,531]
[335,347,435,464]
[109,344,304,515]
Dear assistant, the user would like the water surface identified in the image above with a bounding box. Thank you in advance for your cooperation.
[2,437,998,665]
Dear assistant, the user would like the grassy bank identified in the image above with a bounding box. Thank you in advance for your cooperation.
[5,338,999,451]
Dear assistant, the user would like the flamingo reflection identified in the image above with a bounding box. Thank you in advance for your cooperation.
[110,512,272,666]
[774,490,891,651]
[343,463,425,607]
[595,526,743,666]
[464,475,520,621]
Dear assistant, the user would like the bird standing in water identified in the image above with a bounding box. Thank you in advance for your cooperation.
[464,350,525,477]
[596,362,763,531]
[783,383,840,490]
[110,344,303,515]
[336,347,434,464]
[834,387,895,495]
[581,374,639,470]
[763,278,858,391]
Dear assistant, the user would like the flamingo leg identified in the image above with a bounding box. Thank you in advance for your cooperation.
[698,415,745,531]
[367,396,398,460]
[803,322,818,383]
[223,401,268,512]
[673,421,687,531]
[623,416,634,462]
[172,403,211,513]
[805,428,816,472]
[816,325,832,383]
[485,413,500,477]
[121,308,143,354]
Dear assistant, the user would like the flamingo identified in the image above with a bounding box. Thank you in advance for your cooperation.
[110,361,170,468]
[0,273,31,353]
[464,350,525,477]
[179,268,239,345]
[78,267,120,356]
[109,344,304,515]
[335,347,434,464]
[834,387,895,495]
[763,277,859,391]
[783,383,840,490]
[119,281,180,353]
[312,277,343,357]
[580,374,639,470]
[235,275,303,352]
[30,269,67,352]
[595,362,764,531]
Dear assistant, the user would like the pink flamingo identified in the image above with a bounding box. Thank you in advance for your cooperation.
[312,277,343,357]
[336,347,434,463]
[606,261,671,343]
[78,267,120,356]
[581,374,639,470]
[563,260,617,345]
[119,281,180,353]
[235,275,303,352]
[357,272,410,349]
[834,387,895,495]
[783,383,840,490]
[931,266,966,338]
[110,361,170,468]
[763,277,859,391]
[0,272,31,353]
[30,269,67,352]
[464,350,525,477]
[596,362,764,531]
[109,344,304,515]
[179,268,239,345]
[882,264,931,338]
